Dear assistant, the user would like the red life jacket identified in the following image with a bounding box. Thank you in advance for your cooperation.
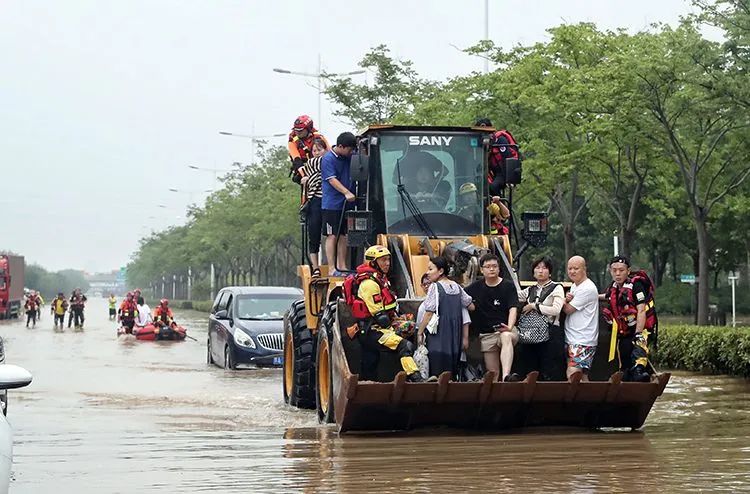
[605,270,657,336]
[120,300,137,319]
[488,129,519,176]
[289,130,324,161]
[154,306,173,323]
[343,264,397,320]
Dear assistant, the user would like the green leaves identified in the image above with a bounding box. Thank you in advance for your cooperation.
[655,324,750,376]
[127,146,301,289]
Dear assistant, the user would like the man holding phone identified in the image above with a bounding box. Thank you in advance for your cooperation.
[466,253,520,382]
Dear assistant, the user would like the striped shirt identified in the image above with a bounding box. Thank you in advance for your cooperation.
[300,156,322,199]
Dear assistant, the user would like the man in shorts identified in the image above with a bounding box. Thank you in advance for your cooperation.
[562,255,599,381]
[321,132,357,276]
[466,253,520,382]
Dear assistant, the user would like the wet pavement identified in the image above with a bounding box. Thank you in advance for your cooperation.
[1,298,749,493]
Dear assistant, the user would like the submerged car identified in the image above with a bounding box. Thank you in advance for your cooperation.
[207,286,303,369]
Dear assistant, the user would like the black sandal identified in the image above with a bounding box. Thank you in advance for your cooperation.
[312,268,321,278]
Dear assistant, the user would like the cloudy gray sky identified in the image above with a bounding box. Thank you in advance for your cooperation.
[0,0,698,273]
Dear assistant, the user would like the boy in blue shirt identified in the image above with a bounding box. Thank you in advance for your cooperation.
[321,132,357,276]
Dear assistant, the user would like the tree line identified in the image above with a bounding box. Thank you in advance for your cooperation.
[128,1,750,324]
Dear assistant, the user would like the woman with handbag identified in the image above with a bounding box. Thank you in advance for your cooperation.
[417,257,474,380]
[517,257,565,380]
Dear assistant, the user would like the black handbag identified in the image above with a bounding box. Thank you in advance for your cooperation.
[517,283,559,344]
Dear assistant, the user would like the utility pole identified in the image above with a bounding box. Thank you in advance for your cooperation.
[484,0,490,74]
[729,272,739,327]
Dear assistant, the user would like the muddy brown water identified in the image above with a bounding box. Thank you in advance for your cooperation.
[0,298,748,493]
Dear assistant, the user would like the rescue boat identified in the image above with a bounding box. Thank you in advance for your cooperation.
[118,324,187,341]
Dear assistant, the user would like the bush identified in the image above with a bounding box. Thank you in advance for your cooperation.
[654,324,750,377]
[191,300,213,313]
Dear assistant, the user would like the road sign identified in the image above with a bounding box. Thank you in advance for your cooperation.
[680,274,696,284]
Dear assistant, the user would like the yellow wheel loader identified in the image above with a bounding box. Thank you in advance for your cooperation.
[283,125,669,432]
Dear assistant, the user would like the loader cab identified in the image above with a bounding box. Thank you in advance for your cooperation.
[353,126,494,239]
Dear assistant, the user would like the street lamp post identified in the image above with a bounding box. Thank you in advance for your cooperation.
[168,187,213,207]
[218,129,285,165]
[188,164,233,189]
[729,272,739,327]
[273,55,365,128]
[484,0,490,74]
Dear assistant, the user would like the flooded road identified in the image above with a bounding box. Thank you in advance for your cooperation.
[1,298,749,493]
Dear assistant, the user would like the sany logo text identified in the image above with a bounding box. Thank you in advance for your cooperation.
[408,135,454,146]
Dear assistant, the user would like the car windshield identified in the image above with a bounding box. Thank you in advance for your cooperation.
[235,294,299,320]
[379,132,486,235]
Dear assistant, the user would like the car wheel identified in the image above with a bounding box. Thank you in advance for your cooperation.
[207,337,214,365]
[224,345,235,370]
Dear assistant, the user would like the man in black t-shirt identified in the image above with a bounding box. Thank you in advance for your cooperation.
[466,253,520,382]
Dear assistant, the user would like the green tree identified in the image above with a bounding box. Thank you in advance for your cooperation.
[324,45,435,128]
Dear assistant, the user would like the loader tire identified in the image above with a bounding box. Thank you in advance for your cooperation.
[283,299,316,409]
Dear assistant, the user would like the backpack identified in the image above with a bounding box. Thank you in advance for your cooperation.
[491,130,519,160]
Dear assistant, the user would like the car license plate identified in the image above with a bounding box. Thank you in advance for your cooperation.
[273,356,283,365]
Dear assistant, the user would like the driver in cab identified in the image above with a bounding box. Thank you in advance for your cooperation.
[400,152,451,210]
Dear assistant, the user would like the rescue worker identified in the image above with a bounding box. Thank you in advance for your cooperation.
[601,255,657,383]
[488,196,511,235]
[34,291,44,321]
[153,299,176,328]
[118,292,139,333]
[51,292,68,330]
[352,245,424,383]
[108,293,117,320]
[456,183,481,223]
[488,129,519,196]
[288,115,329,182]
[24,291,38,328]
[68,288,87,329]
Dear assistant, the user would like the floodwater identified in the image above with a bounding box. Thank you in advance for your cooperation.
[0,298,748,493]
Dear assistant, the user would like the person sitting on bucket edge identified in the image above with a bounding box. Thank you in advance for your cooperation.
[349,245,424,383]
[601,255,656,383]
[153,299,176,328]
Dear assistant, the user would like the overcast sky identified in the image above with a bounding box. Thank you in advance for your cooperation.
[0,0,699,273]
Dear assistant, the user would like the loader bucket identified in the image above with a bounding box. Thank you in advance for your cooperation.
[329,300,670,434]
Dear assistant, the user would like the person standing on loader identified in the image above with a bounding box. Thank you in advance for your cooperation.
[321,132,357,276]
[347,245,424,383]
[288,115,329,179]
[601,255,656,383]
